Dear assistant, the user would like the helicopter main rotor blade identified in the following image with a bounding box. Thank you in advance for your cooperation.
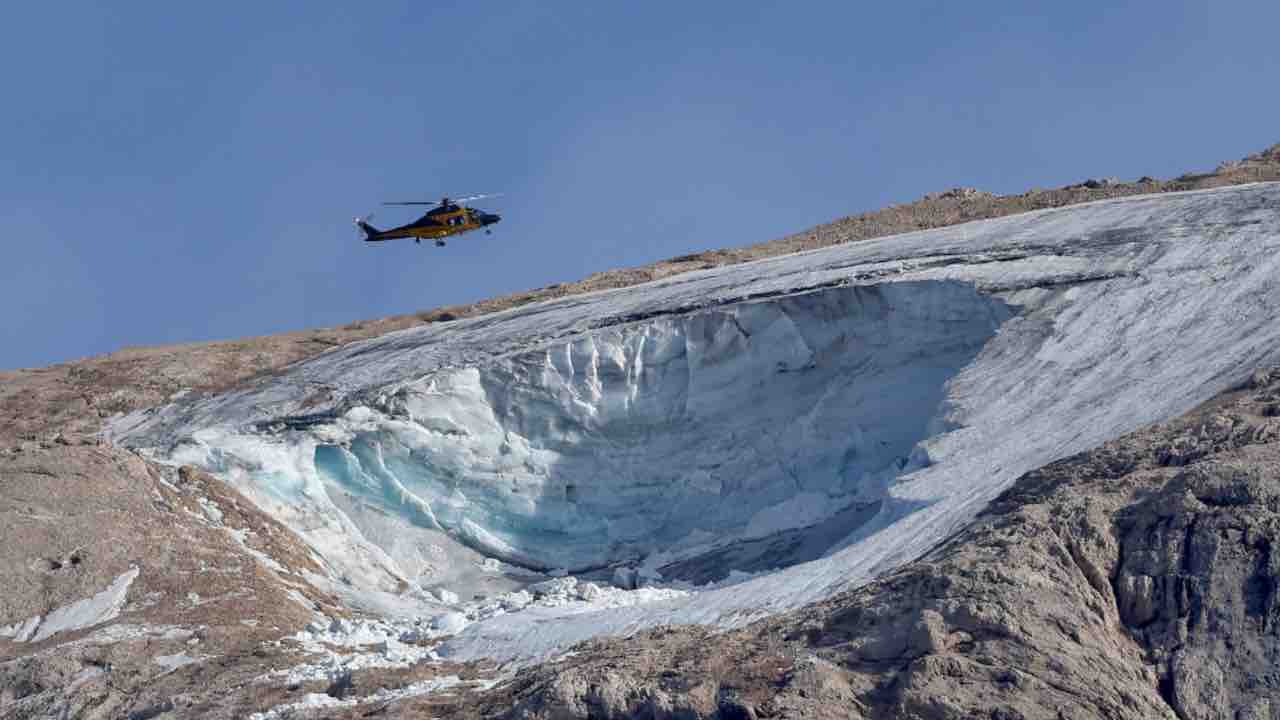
[453,193,502,204]
[380,193,502,207]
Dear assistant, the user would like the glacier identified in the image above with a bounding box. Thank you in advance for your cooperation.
[111,183,1280,661]
[313,281,1011,574]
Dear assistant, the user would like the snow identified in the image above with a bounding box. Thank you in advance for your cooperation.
[72,623,191,646]
[226,526,289,574]
[261,616,442,686]
[112,183,1280,661]
[1,567,139,643]
[249,674,487,720]
[153,652,204,674]
[261,580,687,685]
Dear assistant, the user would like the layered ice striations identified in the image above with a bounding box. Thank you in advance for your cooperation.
[312,282,1012,572]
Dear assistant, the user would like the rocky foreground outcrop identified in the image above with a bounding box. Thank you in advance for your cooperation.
[450,369,1280,719]
[0,445,341,718]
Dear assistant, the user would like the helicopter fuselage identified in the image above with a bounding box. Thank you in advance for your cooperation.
[359,204,501,243]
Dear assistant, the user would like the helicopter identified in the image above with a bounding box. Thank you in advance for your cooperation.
[355,193,502,246]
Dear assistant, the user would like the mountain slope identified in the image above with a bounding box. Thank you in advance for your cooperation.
[3,145,1280,719]
[102,182,1280,664]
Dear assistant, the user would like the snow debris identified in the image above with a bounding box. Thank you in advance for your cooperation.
[261,580,684,685]
[248,675,484,720]
[452,576,688,629]
[197,496,224,524]
[261,616,441,685]
[431,612,468,635]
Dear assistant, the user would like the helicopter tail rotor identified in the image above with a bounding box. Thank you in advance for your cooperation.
[354,214,380,241]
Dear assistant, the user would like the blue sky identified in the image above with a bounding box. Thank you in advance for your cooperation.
[3,1,1278,370]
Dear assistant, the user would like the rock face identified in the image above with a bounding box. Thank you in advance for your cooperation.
[488,370,1280,719]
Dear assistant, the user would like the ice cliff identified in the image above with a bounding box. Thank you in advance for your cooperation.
[111,183,1280,660]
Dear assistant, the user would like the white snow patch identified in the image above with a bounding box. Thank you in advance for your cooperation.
[153,652,205,674]
[197,496,224,524]
[1,567,139,643]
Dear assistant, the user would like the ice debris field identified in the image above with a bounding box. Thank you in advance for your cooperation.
[112,183,1280,661]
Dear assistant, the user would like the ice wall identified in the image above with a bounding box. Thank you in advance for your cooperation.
[310,282,1012,572]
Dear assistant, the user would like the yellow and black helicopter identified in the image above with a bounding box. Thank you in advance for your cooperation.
[355,193,502,246]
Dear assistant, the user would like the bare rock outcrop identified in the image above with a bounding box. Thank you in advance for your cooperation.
[0,446,344,718]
